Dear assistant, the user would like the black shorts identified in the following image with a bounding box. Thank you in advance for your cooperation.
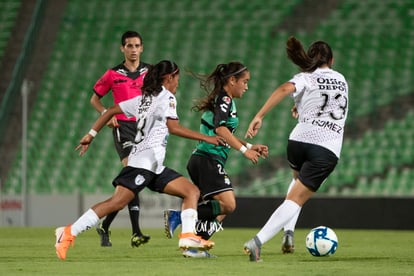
[112,120,137,161]
[112,166,182,194]
[186,152,233,200]
[287,140,338,192]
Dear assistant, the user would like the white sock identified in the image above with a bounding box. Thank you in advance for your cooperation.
[256,199,300,244]
[70,208,99,236]
[284,179,301,232]
[283,207,301,232]
[286,178,295,194]
[180,208,197,234]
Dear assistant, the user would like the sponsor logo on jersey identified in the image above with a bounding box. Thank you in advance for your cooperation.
[316,77,346,91]
[222,96,231,104]
[169,96,176,109]
[114,79,127,84]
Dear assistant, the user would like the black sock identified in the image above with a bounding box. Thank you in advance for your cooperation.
[196,200,222,239]
[197,200,221,221]
[101,211,118,232]
[128,195,142,236]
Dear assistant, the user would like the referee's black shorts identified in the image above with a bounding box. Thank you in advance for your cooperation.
[287,140,338,192]
[112,120,137,161]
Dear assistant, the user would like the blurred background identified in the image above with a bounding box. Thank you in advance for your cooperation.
[0,0,413,227]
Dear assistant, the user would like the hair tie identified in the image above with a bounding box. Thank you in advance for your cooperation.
[170,61,179,75]
[224,66,247,79]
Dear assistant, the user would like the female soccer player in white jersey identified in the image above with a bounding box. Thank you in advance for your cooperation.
[54,60,224,261]
[243,36,348,262]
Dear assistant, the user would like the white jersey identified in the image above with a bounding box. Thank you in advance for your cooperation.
[288,67,348,158]
[119,86,179,173]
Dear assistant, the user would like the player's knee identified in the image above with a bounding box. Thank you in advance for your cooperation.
[110,197,129,211]
[183,185,200,201]
[221,202,236,215]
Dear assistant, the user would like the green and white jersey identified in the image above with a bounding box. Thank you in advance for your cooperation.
[194,90,239,165]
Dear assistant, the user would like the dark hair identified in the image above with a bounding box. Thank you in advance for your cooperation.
[141,60,179,97]
[191,61,248,112]
[286,36,333,72]
[121,31,143,46]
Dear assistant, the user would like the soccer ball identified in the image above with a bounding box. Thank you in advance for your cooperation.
[305,226,338,257]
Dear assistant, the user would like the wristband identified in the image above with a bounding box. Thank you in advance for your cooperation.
[88,129,98,137]
[239,145,247,154]
[246,143,253,149]
[101,109,108,115]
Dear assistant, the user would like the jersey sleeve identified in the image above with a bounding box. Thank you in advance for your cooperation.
[118,96,141,118]
[165,94,179,120]
[213,94,232,128]
[93,70,112,97]
[289,73,307,97]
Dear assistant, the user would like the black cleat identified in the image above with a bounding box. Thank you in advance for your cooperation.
[96,225,112,247]
[131,233,150,248]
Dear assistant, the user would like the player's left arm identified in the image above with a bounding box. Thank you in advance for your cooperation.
[216,126,262,164]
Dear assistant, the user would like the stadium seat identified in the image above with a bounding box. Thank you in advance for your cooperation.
[0,0,21,60]
[3,0,414,197]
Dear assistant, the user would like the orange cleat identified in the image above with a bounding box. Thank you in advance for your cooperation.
[178,232,214,251]
[55,225,75,260]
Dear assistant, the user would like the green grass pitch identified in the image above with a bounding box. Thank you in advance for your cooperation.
[0,227,413,275]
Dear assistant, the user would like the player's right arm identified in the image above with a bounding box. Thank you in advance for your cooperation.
[90,93,107,114]
[91,70,120,127]
[245,82,295,139]
[76,105,123,155]
[216,126,261,164]
[90,93,119,128]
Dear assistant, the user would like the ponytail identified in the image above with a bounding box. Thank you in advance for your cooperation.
[142,60,179,97]
[286,36,333,72]
[191,62,248,112]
